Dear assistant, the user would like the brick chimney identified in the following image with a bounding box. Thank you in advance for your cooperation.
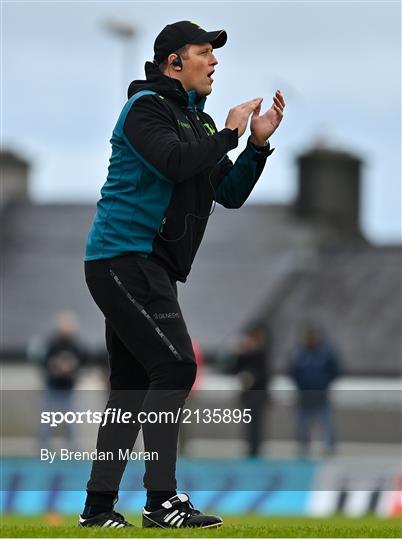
[295,146,362,235]
[0,150,30,211]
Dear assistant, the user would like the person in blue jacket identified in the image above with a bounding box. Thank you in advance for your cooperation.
[289,324,342,457]
[80,20,285,529]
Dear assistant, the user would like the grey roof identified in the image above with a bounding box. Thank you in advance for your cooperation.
[268,247,402,376]
[1,202,104,352]
[1,201,401,375]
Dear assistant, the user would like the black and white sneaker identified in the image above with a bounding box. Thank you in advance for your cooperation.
[142,493,223,529]
[79,510,133,528]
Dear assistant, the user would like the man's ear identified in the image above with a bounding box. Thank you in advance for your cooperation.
[169,53,183,71]
[167,53,176,66]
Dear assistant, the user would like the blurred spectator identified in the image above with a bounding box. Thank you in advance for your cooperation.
[288,324,341,457]
[221,325,270,457]
[28,310,87,449]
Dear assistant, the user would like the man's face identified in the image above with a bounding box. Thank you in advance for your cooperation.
[303,329,320,349]
[180,43,218,96]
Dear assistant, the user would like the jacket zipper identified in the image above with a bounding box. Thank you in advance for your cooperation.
[185,109,204,140]
[159,108,206,234]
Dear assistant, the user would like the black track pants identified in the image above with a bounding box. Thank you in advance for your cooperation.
[84,253,197,493]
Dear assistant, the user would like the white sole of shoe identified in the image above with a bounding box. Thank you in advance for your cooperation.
[143,515,223,529]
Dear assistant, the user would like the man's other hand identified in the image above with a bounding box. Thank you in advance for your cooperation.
[250,90,285,146]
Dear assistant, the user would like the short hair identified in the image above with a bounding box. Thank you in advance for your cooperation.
[157,44,190,73]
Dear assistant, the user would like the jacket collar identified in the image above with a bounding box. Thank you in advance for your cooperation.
[187,90,206,112]
[128,62,207,112]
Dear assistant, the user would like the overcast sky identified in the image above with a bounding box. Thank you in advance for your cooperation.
[3,0,401,243]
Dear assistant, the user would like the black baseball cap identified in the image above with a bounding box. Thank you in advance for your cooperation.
[153,20,227,64]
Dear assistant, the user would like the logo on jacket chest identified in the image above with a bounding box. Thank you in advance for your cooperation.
[177,117,216,135]
[178,120,191,129]
[203,122,216,135]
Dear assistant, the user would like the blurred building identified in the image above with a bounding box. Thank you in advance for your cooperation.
[1,146,401,375]
[0,150,30,211]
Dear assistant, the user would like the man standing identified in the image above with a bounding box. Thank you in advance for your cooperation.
[288,325,342,457]
[28,311,86,451]
[81,20,285,529]
[230,326,271,458]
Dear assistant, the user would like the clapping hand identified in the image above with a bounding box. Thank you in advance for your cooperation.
[250,90,285,146]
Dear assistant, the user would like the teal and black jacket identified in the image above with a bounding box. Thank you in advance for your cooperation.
[85,61,274,282]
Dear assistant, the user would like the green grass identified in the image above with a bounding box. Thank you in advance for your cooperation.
[0,514,401,538]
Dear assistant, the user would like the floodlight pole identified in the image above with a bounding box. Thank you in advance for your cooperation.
[103,19,137,100]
